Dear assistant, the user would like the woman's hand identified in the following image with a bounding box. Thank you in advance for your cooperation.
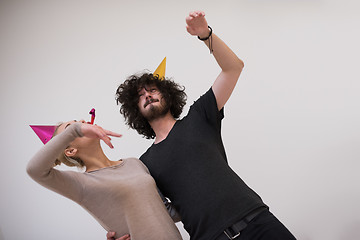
[80,123,122,149]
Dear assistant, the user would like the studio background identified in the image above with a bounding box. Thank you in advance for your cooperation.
[1,0,359,239]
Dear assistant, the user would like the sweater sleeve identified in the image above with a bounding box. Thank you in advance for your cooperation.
[26,122,84,202]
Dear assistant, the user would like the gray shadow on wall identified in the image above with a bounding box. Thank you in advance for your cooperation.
[0,227,4,240]
[339,220,360,240]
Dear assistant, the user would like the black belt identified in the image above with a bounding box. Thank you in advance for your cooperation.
[217,207,267,240]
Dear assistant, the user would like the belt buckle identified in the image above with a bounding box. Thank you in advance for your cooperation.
[224,229,240,240]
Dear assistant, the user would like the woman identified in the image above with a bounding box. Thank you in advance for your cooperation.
[27,120,182,240]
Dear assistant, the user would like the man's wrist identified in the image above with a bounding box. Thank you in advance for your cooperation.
[198,26,212,41]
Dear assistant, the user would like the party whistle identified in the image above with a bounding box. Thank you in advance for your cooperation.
[87,108,95,124]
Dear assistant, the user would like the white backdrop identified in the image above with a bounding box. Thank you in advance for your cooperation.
[1,0,359,239]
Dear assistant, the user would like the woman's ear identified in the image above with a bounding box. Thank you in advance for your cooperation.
[64,147,78,157]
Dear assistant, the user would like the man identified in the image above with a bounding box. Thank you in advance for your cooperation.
[109,11,296,240]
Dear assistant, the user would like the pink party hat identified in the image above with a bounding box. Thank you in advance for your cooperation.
[30,125,57,144]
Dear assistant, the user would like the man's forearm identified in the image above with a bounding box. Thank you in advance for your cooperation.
[201,30,244,110]
[201,31,244,73]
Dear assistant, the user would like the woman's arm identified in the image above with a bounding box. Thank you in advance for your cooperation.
[26,123,84,199]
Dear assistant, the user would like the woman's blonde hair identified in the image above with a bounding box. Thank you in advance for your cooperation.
[53,123,85,168]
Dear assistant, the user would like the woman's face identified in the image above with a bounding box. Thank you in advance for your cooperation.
[56,120,86,134]
[57,120,97,157]
[56,120,96,148]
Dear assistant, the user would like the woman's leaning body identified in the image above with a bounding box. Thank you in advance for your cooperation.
[27,121,182,240]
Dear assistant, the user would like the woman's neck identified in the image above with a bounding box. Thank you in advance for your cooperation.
[81,145,119,172]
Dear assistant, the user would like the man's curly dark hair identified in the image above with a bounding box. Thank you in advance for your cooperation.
[115,72,187,139]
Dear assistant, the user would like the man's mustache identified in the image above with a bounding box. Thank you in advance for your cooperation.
[144,98,159,108]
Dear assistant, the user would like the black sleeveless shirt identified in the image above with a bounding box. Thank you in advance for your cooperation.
[140,88,267,240]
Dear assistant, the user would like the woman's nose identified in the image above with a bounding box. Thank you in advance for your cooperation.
[79,119,86,123]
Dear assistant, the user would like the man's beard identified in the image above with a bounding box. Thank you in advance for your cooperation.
[143,101,170,121]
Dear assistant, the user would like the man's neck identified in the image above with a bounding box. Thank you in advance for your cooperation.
[149,112,177,144]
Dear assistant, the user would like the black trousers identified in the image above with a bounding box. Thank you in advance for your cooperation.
[216,210,296,240]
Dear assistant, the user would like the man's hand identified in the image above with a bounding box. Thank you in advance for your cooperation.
[186,10,210,38]
[106,232,130,240]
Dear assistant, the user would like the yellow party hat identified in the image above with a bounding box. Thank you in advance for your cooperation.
[153,57,166,80]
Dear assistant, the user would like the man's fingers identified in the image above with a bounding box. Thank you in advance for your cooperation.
[106,231,115,239]
[189,10,205,18]
[116,234,130,240]
[106,232,130,240]
[189,11,197,17]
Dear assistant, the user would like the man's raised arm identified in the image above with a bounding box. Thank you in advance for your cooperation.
[186,11,244,110]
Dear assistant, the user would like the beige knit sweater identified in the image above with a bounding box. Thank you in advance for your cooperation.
[27,123,182,240]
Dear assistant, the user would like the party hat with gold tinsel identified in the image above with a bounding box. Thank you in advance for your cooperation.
[153,57,166,80]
